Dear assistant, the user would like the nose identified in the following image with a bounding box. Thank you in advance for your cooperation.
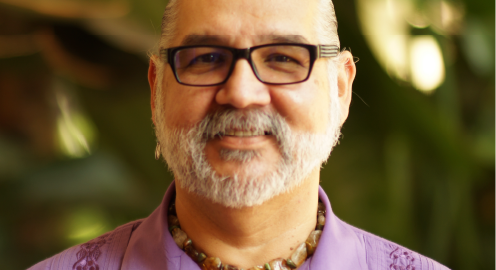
[215,59,271,109]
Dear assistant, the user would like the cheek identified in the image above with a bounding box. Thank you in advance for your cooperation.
[162,78,219,128]
[270,73,330,133]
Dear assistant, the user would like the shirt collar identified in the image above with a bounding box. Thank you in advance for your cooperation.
[304,187,367,270]
[123,182,367,270]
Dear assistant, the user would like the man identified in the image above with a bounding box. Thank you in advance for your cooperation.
[30,0,449,269]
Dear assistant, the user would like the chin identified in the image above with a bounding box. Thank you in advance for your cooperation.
[208,146,281,179]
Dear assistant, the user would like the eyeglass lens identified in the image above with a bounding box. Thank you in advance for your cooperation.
[173,45,311,85]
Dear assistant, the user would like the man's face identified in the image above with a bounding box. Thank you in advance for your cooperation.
[153,0,343,207]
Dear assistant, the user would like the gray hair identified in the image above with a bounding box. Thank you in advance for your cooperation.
[315,0,340,47]
[158,0,180,53]
[153,0,341,64]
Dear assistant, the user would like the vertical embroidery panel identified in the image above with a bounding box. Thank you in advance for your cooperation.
[73,234,110,270]
[390,247,415,270]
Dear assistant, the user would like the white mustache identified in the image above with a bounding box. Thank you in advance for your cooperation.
[198,109,287,143]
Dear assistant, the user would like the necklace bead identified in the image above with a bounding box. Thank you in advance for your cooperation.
[289,243,307,268]
[305,230,322,256]
[285,259,297,269]
[222,264,241,270]
[202,257,222,270]
[198,253,207,263]
[171,227,188,248]
[268,258,291,270]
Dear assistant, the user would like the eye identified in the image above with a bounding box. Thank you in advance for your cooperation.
[190,53,225,65]
[265,54,301,65]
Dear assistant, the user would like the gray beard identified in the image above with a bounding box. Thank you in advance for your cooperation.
[157,108,341,208]
[219,148,261,163]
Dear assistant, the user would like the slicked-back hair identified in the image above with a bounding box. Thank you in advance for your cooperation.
[154,0,340,60]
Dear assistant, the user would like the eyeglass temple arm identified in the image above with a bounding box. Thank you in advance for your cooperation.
[318,45,339,58]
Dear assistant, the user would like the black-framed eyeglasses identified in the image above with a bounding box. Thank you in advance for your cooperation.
[160,43,339,86]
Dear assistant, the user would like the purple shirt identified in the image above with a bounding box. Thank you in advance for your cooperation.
[29,182,449,270]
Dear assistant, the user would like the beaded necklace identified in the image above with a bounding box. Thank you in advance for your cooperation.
[168,200,326,270]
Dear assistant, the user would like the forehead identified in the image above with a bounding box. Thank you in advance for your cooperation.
[172,0,319,47]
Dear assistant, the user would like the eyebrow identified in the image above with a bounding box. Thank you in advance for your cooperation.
[179,35,311,47]
[180,35,230,46]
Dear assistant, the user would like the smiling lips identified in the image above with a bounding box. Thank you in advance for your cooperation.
[217,130,273,137]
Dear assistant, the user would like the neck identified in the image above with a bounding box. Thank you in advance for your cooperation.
[174,169,320,269]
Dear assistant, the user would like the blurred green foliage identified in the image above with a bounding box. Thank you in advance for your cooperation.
[0,0,493,269]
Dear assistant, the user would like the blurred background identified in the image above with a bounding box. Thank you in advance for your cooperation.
[0,0,493,269]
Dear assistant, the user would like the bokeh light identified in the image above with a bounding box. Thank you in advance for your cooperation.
[409,36,445,93]
[56,87,97,158]
[355,0,467,93]
[65,206,110,244]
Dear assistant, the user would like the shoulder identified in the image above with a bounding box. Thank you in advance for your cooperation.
[28,219,143,270]
[343,221,450,270]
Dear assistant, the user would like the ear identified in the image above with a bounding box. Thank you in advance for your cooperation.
[148,56,158,126]
[336,50,356,126]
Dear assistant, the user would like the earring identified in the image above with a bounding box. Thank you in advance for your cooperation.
[155,142,161,160]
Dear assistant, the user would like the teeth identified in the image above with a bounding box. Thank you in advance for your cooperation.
[222,130,268,137]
